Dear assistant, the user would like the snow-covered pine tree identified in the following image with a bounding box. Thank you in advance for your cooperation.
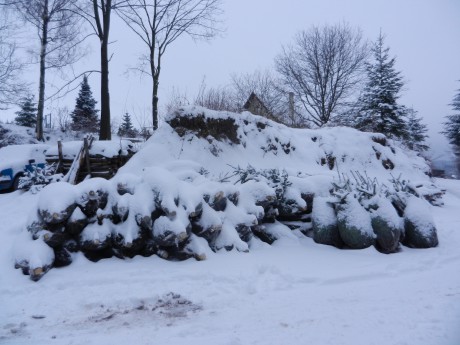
[354,33,408,140]
[442,87,460,151]
[405,108,429,152]
[70,75,99,134]
[15,96,37,128]
[117,112,138,138]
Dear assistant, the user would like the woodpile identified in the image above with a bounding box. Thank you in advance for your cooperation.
[14,166,316,281]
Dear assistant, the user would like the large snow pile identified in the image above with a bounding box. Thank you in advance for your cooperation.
[13,107,442,281]
[123,106,431,184]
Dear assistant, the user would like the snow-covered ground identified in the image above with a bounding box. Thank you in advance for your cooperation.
[0,177,459,345]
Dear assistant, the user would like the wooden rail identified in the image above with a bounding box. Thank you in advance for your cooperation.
[47,137,136,184]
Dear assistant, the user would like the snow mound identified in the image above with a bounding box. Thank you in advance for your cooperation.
[121,106,430,191]
[0,123,38,147]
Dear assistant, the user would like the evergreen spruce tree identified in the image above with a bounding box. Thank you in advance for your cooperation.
[117,112,138,138]
[71,75,99,133]
[15,96,37,128]
[442,87,460,150]
[404,108,429,152]
[354,33,408,140]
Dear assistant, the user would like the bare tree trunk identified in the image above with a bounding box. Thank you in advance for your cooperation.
[99,34,111,140]
[149,44,159,131]
[152,73,159,131]
[36,0,49,141]
[95,0,112,140]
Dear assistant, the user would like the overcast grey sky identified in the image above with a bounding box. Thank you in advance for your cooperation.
[2,0,460,161]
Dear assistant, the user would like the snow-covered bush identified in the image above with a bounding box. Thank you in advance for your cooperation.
[312,196,342,247]
[329,171,438,252]
[368,197,402,253]
[18,162,62,193]
[230,165,311,221]
[336,195,374,249]
[402,196,439,248]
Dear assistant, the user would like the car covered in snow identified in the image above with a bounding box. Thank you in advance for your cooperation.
[0,144,50,192]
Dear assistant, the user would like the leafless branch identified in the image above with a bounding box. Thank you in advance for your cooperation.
[46,69,101,101]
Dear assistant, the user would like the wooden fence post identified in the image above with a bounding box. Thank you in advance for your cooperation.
[84,137,91,178]
[57,141,63,173]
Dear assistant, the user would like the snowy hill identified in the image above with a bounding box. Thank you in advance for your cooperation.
[121,106,431,188]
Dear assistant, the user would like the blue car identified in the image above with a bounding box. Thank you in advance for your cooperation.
[0,144,50,192]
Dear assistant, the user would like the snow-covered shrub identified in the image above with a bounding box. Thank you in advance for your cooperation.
[231,165,311,221]
[18,162,62,193]
[368,197,402,253]
[336,195,374,249]
[330,171,439,252]
[312,196,342,247]
[402,196,439,249]
[389,174,445,208]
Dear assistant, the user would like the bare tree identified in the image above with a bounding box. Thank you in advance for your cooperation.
[117,0,223,131]
[71,0,125,140]
[5,0,84,141]
[54,106,71,132]
[276,23,368,127]
[83,0,136,140]
[0,9,27,109]
[165,86,190,114]
[194,78,236,112]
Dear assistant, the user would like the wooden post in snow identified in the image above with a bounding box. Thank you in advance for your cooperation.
[57,141,63,173]
[63,135,94,184]
[84,137,92,178]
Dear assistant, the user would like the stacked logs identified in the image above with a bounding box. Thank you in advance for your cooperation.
[15,169,314,281]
